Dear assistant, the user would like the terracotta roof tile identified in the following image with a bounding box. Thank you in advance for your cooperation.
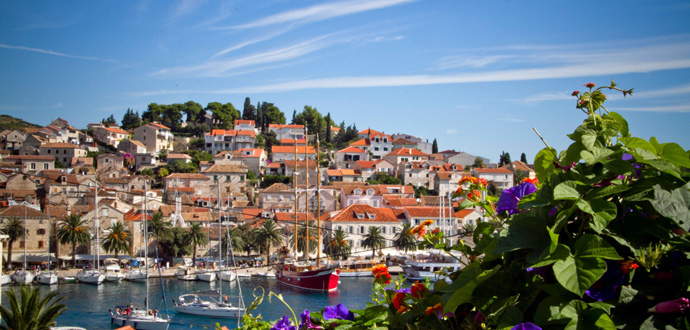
[325,204,399,223]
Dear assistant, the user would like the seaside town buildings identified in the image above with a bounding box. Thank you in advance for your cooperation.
[1,117,529,268]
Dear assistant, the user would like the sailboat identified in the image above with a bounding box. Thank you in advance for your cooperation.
[110,181,171,330]
[36,193,58,285]
[77,186,105,285]
[123,193,149,282]
[275,130,340,292]
[12,203,35,285]
[174,184,244,318]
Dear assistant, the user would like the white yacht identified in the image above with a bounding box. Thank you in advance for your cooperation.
[174,290,243,318]
[175,266,197,281]
[218,269,236,282]
[123,268,147,282]
[35,270,59,285]
[195,270,216,282]
[77,269,105,284]
[12,269,35,285]
[103,258,124,282]
[1,274,12,285]
[110,304,170,330]
[402,252,463,282]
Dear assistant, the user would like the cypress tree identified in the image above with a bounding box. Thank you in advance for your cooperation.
[432,138,438,154]
[521,153,528,163]
[256,102,264,133]
[325,113,332,143]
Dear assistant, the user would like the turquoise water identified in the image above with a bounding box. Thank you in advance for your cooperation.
[0,277,374,329]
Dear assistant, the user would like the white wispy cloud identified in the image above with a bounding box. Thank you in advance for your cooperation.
[212,27,294,58]
[432,55,514,70]
[615,105,690,113]
[509,92,574,105]
[170,0,207,19]
[136,40,690,96]
[613,84,690,99]
[153,33,342,77]
[231,0,417,29]
[0,43,116,62]
[369,35,405,43]
[445,129,457,134]
[0,105,21,111]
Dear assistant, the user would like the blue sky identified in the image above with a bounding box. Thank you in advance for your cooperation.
[1,1,689,163]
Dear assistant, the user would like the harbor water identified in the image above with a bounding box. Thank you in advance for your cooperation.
[0,277,375,329]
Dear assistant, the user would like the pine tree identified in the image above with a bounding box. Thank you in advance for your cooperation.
[325,113,332,143]
[432,138,438,154]
[499,151,511,166]
[121,108,142,129]
[242,97,255,120]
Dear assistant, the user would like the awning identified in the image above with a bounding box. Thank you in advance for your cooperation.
[7,253,56,263]
[57,254,132,261]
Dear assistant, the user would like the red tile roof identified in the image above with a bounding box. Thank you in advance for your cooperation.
[474,168,513,174]
[234,120,255,126]
[356,161,376,168]
[338,146,366,153]
[271,146,316,154]
[387,148,429,157]
[325,204,399,223]
[146,123,171,130]
[404,206,458,218]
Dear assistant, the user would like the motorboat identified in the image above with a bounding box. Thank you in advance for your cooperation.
[195,270,216,282]
[175,266,197,281]
[12,269,35,285]
[35,270,59,285]
[401,252,463,282]
[338,259,378,277]
[276,261,340,291]
[60,276,77,284]
[110,304,170,330]
[1,274,12,285]
[254,270,276,278]
[218,269,236,282]
[123,268,147,282]
[76,269,104,285]
[174,290,244,318]
[103,259,124,282]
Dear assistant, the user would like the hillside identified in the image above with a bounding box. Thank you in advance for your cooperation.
[0,114,42,131]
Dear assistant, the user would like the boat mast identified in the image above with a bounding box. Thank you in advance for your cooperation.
[217,182,222,300]
[316,134,321,265]
[144,180,149,312]
[304,126,309,263]
[293,133,298,256]
[95,184,99,272]
[46,191,52,271]
[23,204,27,272]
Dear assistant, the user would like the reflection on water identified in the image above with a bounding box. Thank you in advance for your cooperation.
[0,277,374,329]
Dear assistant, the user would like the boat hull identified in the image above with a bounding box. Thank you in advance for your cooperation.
[196,272,216,282]
[77,270,104,285]
[174,304,243,318]
[12,271,35,285]
[218,271,236,282]
[105,273,124,282]
[110,313,169,330]
[123,270,147,282]
[276,265,340,291]
[36,272,59,285]
[1,274,11,286]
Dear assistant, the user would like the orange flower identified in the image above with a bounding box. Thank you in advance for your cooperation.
[585,82,595,88]
[411,281,426,299]
[372,264,387,277]
[396,305,408,314]
[459,176,478,185]
[520,177,539,185]
[431,229,440,235]
[416,227,426,239]
[572,90,579,96]
[478,178,488,187]
[425,303,443,315]
[420,219,434,227]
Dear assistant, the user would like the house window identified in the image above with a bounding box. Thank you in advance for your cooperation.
[20,241,25,248]
[38,241,44,248]
[47,150,51,154]
[391,227,397,234]
[214,175,218,181]
[43,163,48,169]
[37,229,46,235]
[381,227,386,234]
[374,147,379,151]
[30,163,36,170]
[348,226,354,234]
[240,176,244,181]
[63,150,67,154]
[383,147,388,151]
[226,176,230,180]
[337,226,342,231]
[359,226,365,234]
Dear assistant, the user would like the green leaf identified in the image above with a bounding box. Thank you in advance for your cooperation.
[581,132,598,151]
[530,244,571,268]
[494,216,551,259]
[553,256,607,297]
[534,295,587,325]
[659,142,690,169]
[442,265,500,313]
[571,309,617,330]
[605,112,628,137]
[587,199,618,233]
[649,183,690,230]
[581,147,614,165]
[554,181,581,200]
[620,137,656,154]
[535,147,557,182]
[574,234,622,260]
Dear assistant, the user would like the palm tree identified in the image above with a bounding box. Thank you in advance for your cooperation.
[184,223,208,267]
[101,221,132,258]
[393,223,418,254]
[0,285,67,330]
[253,219,284,266]
[324,229,351,261]
[290,221,318,257]
[461,223,477,237]
[1,218,25,270]
[362,226,386,259]
[56,214,90,268]
[222,226,246,255]
[147,212,172,241]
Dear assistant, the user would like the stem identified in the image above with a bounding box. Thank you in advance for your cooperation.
[532,127,557,157]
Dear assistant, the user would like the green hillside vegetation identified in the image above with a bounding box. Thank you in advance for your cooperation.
[0,115,42,131]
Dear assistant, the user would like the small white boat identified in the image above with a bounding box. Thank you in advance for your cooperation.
[76,269,104,285]
[103,259,124,282]
[195,270,216,282]
[174,291,243,318]
[1,274,12,285]
[402,252,463,282]
[35,270,59,285]
[50,327,88,330]
[175,266,197,281]
[123,268,147,282]
[253,271,276,278]
[12,269,35,285]
[219,269,236,282]
[110,304,170,330]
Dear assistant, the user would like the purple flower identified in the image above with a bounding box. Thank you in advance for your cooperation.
[510,323,542,330]
[622,153,633,161]
[496,182,537,215]
[396,287,411,294]
[585,260,625,301]
[648,298,690,313]
[300,310,323,329]
[323,303,354,321]
[548,206,558,216]
[554,161,576,172]
[272,316,297,330]
[527,266,548,278]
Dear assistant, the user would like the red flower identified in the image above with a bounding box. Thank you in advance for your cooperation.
[396,305,408,314]
[411,282,426,299]
[584,83,595,88]
[630,263,639,270]
[478,178,488,187]
[416,227,426,239]
[392,292,406,309]
[572,90,579,96]
[648,298,690,313]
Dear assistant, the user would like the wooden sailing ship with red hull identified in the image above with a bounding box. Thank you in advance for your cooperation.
[275,128,340,292]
